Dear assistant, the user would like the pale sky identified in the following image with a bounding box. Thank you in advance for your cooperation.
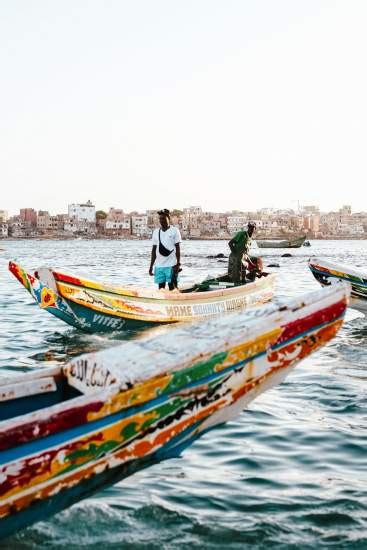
[1,1,367,215]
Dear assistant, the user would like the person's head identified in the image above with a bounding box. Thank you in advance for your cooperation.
[158,208,170,229]
[247,221,256,236]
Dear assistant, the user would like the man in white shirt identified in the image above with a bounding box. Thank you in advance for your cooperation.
[149,209,182,290]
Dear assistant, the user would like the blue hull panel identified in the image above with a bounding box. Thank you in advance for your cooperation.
[66,300,161,332]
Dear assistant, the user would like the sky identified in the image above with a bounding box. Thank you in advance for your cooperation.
[1,0,367,215]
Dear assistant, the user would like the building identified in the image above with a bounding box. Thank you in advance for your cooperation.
[63,217,96,235]
[0,210,8,223]
[37,211,51,232]
[66,201,96,234]
[36,211,60,233]
[309,214,320,234]
[56,214,69,230]
[183,206,202,217]
[20,208,37,226]
[0,223,8,237]
[146,210,159,231]
[131,215,149,237]
[227,216,248,234]
[8,216,29,237]
[105,209,131,236]
[68,200,96,222]
[339,205,352,217]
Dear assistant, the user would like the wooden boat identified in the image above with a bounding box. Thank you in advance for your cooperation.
[9,261,276,332]
[309,257,367,314]
[0,283,349,538]
[256,236,306,249]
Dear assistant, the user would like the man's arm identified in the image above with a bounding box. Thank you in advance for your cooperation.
[149,245,157,275]
[173,243,181,272]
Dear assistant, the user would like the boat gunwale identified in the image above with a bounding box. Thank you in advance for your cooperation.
[0,284,349,448]
[0,312,346,457]
[53,270,276,302]
[308,258,367,282]
[310,266,367,289]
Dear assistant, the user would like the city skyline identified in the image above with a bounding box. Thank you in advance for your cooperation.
[0,200,363,218]
[1,202,365,240]
[1,2,367,214]
[1,195,366,219]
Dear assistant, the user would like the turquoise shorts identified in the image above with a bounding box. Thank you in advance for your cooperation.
[154,266,174,284]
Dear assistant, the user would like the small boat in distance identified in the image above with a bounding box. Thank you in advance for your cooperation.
[9,261,276,333]
[0,283,349,539]
[309,257,367,314]
[256,236,306,249]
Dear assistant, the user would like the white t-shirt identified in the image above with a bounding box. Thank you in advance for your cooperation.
[152,226,182,267]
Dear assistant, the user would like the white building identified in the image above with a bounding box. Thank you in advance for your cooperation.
[338,222,364,236]
[227,216,248,234]
[183,206,202,217]
[131,215,149,237]
[104,208,131,234]
[105,219,131,232]
[64,218,96,235]
[68,200,96,222]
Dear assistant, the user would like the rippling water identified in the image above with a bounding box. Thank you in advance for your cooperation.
[0,239,366,548]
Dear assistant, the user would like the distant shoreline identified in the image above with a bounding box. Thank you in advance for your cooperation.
[1,236,367,242]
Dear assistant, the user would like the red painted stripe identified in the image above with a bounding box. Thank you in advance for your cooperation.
[0,400,103,452]
[276,299,346,345]
[8,262,24,285]
[53,271,83,286]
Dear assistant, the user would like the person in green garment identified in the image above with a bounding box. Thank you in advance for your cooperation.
[227,221,263,283]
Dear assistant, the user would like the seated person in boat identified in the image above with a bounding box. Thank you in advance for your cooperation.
[228,221,263,283]
[149,209,182,290]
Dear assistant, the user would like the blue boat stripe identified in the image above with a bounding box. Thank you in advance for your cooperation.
[310,267,367,288]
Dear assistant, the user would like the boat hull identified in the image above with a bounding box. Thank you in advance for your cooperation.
[0,284,349,538]
[257,236,306,248]
[9,262,276,332]
[309,258,367,314]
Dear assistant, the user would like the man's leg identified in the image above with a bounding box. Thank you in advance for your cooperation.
[168,267,179,291]
[155,267,166,289]
[228,254,241,283]
[167,267,177,291]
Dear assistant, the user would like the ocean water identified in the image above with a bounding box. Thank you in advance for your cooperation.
[0,239,366,549]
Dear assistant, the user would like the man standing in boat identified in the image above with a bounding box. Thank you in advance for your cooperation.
[228,221,263,283]
[149,209,182,290]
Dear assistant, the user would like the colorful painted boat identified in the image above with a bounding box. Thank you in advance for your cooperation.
[256,236,306,249]
[0,283,349,539]
[309,257,367,314]
[9,261,276,332]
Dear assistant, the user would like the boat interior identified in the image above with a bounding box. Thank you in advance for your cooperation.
[180,273,262,293]
[0,368,84,422]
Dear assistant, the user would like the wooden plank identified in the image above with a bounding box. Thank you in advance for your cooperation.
[0,378,57,402]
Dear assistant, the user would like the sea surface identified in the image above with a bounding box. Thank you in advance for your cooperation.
[0,239,366,549]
